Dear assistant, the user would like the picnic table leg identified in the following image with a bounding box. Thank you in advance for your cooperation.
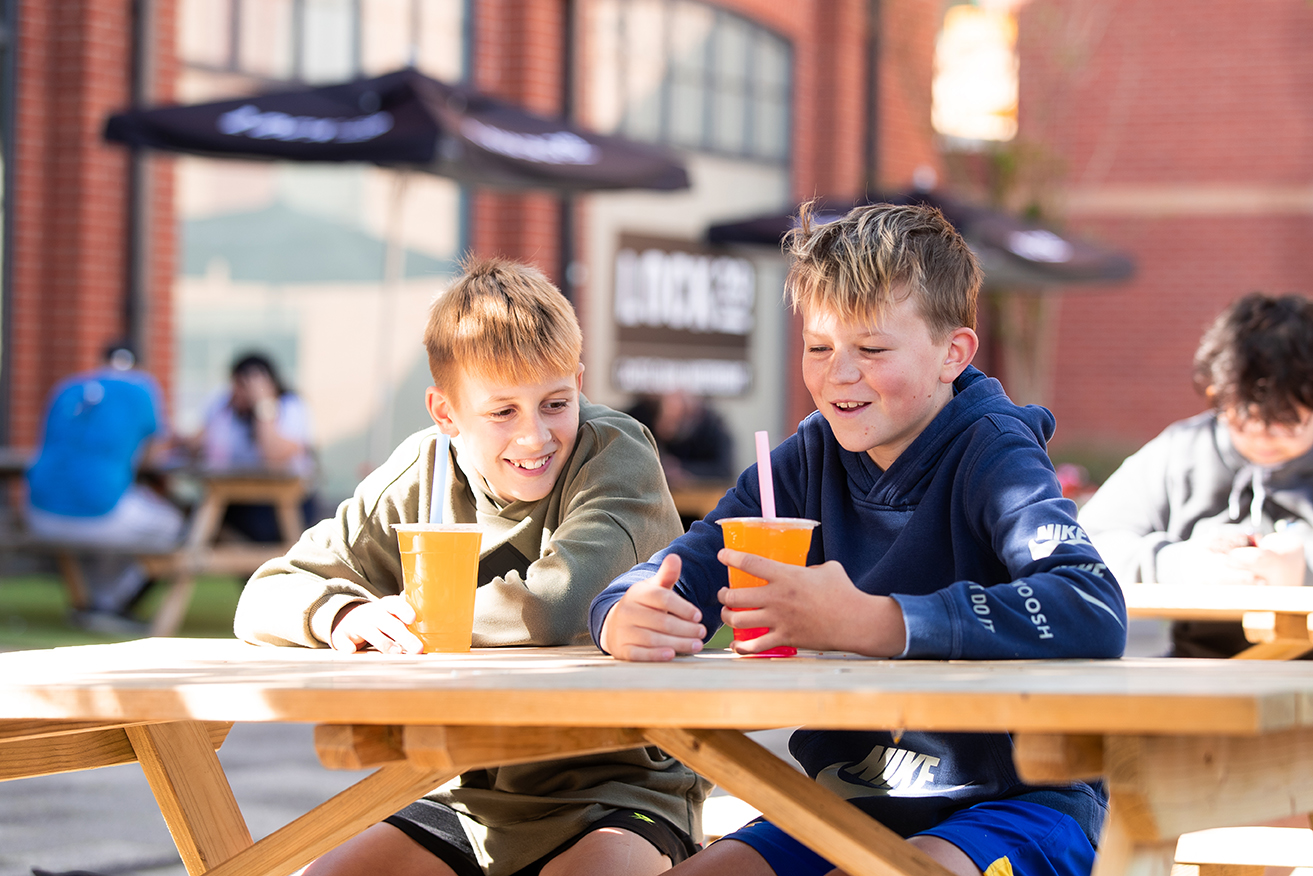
[198,761,457,876]
[186,493,225,551]
[645,727,956,876]
[147,490,226,638]
[1018,731,1313,876]
[129,719,456,876]
[274,493,303,548]
[126,721,253,875]
[1235,611,1313,660]
[54,550,89,610]
[149,568,196,637]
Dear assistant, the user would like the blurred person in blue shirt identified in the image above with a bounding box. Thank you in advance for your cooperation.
[25,341,186,632]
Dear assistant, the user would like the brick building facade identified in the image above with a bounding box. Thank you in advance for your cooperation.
[1018,0,1313,466]
[0,0,942,464]
[4,0,179,449]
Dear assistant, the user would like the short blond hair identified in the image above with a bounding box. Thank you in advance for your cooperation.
[425,256,583,394]
[784,201,980,339]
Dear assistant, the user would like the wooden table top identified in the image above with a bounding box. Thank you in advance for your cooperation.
[3,638,1313,736]
[1122,581,1313,620]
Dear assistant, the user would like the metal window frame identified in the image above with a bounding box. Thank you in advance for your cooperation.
[617,0,792,166]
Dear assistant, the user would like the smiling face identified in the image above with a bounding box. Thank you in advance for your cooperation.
[427,364,585,503]
[802,295,977,470]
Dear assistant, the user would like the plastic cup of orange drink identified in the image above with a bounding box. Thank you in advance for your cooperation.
[716,517,819,657]
[393,523,483,652]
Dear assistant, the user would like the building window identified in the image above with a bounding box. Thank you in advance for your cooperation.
[591,0,792,165]
[932,4,1019,144]
[174,0,467,500]
[181,0,465,85]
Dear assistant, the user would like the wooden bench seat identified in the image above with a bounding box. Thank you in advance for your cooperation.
[1174,826,1313,876]
[0,528,174,611]
[1,467,306,637]
[0,529,285,636]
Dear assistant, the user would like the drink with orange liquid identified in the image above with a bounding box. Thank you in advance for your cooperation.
[394,524,483,652]
[716,517,818,657]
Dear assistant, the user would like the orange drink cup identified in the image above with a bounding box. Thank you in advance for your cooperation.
[717,517,818,657]
[394,523,483,653]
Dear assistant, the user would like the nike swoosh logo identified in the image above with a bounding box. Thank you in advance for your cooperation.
[814,763,968,800]
[1028,539,1059,560]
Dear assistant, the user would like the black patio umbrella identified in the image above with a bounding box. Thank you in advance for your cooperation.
[104,68,689,468]
[104,67,689,192]
[706,189,1134,288]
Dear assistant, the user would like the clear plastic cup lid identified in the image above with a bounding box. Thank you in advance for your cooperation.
[392,523,481,532]
[715,517,818,528]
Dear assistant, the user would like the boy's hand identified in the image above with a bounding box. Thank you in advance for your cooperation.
[1225,531,1306,587]
[717,550,906,657]
[600,554,706,662]
[329,595,424,654]
[1158,534,1306,587]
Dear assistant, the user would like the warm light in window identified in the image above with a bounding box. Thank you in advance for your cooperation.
[932,4,1019,143]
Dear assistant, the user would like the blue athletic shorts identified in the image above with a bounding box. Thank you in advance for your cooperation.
[723,799,1096,876]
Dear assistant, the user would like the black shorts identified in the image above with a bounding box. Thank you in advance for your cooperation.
[384,800,697,876]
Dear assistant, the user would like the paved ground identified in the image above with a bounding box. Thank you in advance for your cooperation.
[1,619,1170,876]
[1,723,372,876]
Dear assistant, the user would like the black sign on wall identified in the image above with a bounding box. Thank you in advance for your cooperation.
[611,234,756,397]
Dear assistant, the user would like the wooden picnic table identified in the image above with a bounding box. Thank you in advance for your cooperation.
[142,467,308,636]
[1122,582,1313,659]
[3,638,1313,876]
[0,457,307,636]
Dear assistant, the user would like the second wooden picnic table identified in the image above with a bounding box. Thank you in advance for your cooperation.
[144,466,309,636]
[1121,581,1313,659]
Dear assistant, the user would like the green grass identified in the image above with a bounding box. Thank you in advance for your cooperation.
[0,574,243,651]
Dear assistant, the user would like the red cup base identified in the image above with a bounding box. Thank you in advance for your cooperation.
[739,646,798,658]
[733,626,797,658]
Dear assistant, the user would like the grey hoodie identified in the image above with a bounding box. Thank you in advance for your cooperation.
[1078,411,1313,656]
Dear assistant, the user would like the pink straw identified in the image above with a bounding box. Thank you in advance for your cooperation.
[755,431,777,519]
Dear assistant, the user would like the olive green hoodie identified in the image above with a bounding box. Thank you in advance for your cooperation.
[235,399,707,873]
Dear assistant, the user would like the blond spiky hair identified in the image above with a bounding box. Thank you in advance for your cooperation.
[424,255,582,394]
[784,201,981,339]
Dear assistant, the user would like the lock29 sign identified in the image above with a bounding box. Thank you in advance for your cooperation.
[611,234,756,397]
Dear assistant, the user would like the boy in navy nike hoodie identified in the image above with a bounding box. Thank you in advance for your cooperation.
[590,202,1126,876]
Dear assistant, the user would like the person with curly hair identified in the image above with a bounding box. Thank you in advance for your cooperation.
[1080,292,1313,657]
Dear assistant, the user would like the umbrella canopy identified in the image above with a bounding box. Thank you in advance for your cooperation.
[706,189,1134,288]
[104,67,689,192]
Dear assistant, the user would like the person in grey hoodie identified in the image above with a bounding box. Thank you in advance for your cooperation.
[1079,292,1313,657]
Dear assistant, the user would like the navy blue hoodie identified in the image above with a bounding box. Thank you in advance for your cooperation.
[591,366,1126,842]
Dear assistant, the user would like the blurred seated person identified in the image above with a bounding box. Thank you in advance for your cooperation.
[626,390,734,487]
[1079,293,1313,657]
[193,352,317,543]
[25,341,185,633]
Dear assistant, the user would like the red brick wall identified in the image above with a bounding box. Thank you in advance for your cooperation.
[145,0,177,409]
[469,0,567,282]
[1018,0,1313,461]
[8,0,177,447]
[877,0,940,189]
